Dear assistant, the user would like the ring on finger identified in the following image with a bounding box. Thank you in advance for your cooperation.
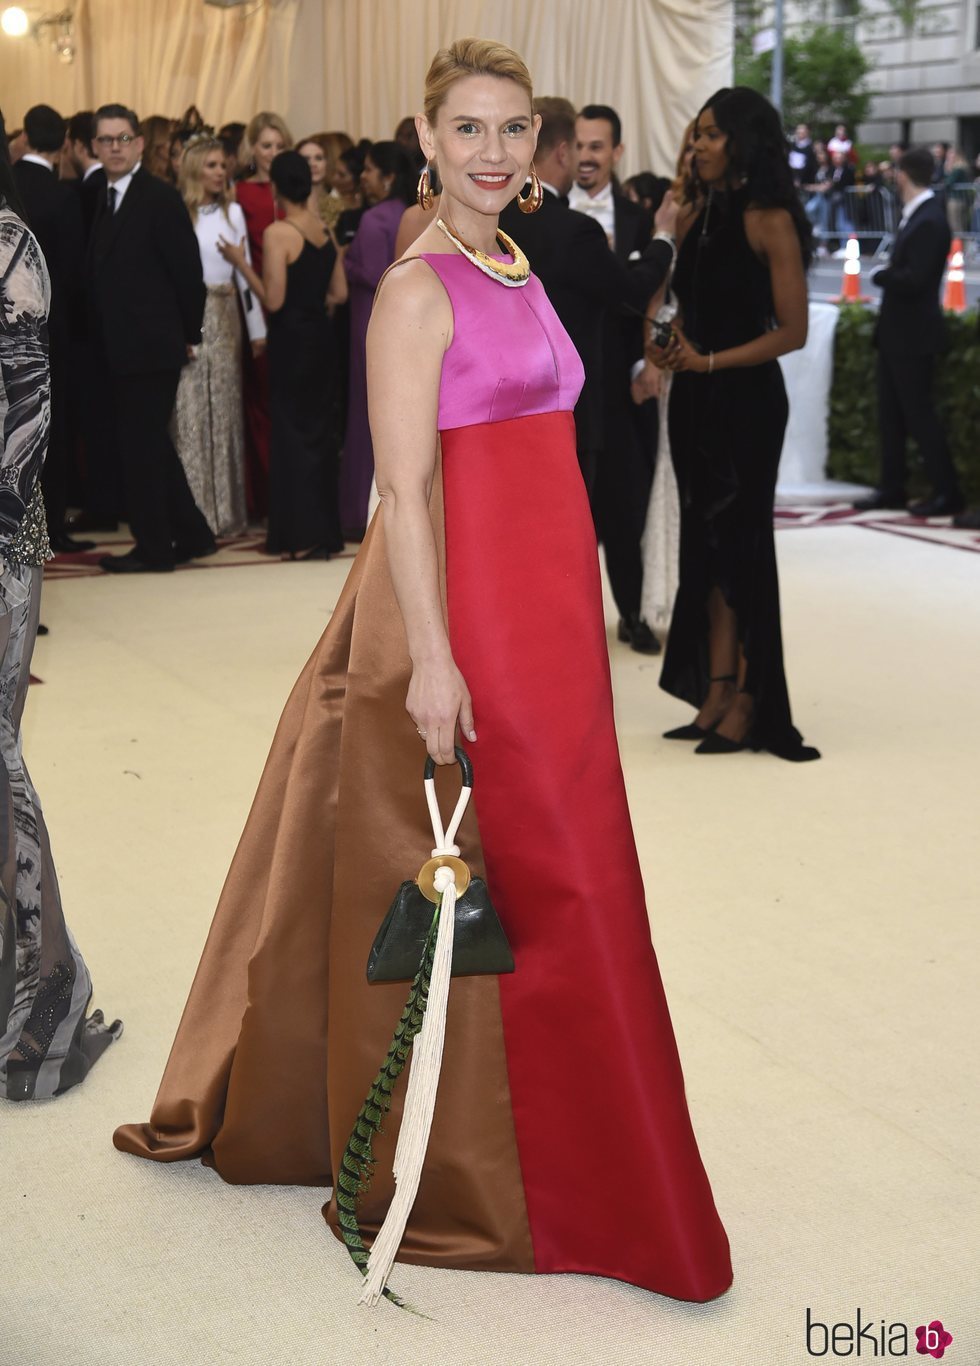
[417,726,427,738]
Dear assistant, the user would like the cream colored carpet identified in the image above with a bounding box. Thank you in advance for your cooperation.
[6,522,979,1366]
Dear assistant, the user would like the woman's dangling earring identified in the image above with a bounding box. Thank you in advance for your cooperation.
[417,162,435,211]
[517,165,543,214]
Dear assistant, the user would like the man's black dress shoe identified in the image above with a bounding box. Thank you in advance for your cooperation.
[617,613,661,655]
[852,491,906,512]
[173,540,218,564]
[49,532,96,554]
[952,507,980,530]
[67,511,119,534]
[37,623,49,636]
[100,551,174,574]
[907,493,966,518]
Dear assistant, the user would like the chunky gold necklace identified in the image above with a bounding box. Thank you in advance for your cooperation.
[435,217,530,288]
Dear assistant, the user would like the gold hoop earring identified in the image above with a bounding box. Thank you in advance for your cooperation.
[517,166,543,214]
[417,163,435,211]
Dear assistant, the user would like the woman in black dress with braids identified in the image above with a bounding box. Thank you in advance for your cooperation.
[652,87,819,762]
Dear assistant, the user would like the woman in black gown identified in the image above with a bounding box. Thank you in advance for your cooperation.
[652,88,819,762]
[222,151,348,558]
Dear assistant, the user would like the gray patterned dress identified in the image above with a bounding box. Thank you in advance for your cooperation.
[0,206,121,1101]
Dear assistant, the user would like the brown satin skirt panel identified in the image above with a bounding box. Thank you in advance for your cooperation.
[113,454,534,1273]
[113,542,365,1182]
[319,469,533,1271]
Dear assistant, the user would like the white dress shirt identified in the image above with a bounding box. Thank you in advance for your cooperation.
[899,187,934,228]
[569,179,616,247]
[19,153,54,173]
[195,201,266,343]
[106,166,138,211]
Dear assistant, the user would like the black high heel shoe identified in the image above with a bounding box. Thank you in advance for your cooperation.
[663,675,736,741]
[694,731,749,755]
[694,685,754,755]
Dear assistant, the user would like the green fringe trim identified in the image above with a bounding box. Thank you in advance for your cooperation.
[336,902,440,1310]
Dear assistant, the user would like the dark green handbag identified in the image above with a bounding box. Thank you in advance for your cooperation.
[366,747,515,983]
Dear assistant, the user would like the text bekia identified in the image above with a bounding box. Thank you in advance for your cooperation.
[805,1309,953,1358]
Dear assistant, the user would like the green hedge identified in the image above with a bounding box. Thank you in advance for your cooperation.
[827,305,980,501]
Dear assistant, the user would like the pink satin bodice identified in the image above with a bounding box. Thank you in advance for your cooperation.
[420,253,584,431]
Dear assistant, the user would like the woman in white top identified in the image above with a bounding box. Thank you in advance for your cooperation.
[173,137,266,537]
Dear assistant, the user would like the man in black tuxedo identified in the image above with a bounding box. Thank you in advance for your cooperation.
[12,104,90,552]
[62,110,111,527]
[86,104,214,573]
[854,146,963,517]
[569,104,658,652]
[66,110,107,236]
[500,98,675,500]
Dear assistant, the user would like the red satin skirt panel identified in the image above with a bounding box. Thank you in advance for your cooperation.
[442,411,732,1301]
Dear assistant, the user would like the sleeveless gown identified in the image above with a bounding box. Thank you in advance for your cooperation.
[114,250,732,1302]
[662,192,819,761]
[266,234,342,556]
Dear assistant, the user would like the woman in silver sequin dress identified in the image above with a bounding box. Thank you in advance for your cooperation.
[0,122,121,1102]
[173,138,266,538]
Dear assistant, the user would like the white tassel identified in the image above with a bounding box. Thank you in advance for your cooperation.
[358,869,457,1306]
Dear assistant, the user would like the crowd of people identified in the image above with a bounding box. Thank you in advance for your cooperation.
[0,63,828,1113]
[0,102,426,569]
[788,121,980,252]
[7,40,976,1137]
[9,27,977,1332]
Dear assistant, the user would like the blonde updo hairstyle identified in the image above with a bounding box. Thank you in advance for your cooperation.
[242,111,294,172]
[422,37,534,129]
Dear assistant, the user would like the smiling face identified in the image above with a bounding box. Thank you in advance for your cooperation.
[692,107,729,187]
[574,116,622,194]
[253,126,285,176]
[298,140,327,187]
[418,73,538,222]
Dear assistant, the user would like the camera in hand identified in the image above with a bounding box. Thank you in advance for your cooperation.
[648,317,674,349]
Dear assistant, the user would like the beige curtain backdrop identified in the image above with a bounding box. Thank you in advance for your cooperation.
[0,0,731,177]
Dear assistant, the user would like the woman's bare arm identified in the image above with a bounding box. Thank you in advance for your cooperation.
[217,235,266,306]
[261,224,291,313]
[368,259,475,765]
[654,207,807,373]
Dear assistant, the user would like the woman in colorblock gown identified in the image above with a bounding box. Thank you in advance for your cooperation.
[652,88,819,762]
[114,40,732,1304]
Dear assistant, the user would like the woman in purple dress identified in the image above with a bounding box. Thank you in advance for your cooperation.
[339,141,415,537]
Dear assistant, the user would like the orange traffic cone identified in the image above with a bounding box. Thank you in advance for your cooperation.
[943,238,966,312]
[833,236,870,304]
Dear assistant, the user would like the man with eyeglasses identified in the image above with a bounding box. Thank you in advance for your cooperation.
[85,103,214,572]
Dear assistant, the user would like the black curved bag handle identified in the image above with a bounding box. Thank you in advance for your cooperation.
[423,745,474,788]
